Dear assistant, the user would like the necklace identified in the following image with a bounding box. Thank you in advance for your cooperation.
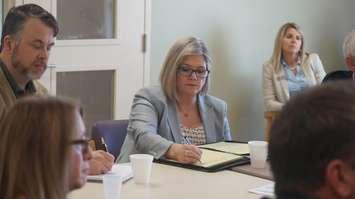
[288,65,297,71]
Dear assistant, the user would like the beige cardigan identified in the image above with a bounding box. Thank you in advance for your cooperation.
[0,66,47,118]
[263,53,326,111]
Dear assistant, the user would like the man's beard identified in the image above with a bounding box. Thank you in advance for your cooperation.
[11,47,47,80]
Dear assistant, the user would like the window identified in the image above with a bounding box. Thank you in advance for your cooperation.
[56,70,115,130]
[57,0,116,40]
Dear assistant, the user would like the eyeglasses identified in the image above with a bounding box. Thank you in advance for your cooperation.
[70,139,90,155]
[177,65,210,79]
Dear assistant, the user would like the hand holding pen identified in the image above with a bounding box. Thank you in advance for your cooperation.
[88,137,114,175]
[166,140,202,164]
[183,136,202,163]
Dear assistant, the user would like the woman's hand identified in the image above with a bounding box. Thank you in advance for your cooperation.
[166,143,202,164]
[88,150,115,175]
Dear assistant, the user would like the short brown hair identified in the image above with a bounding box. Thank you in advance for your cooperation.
[0,3,58,51]
[269,81,355,196]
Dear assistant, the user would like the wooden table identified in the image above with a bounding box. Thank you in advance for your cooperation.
[231,162,273,180]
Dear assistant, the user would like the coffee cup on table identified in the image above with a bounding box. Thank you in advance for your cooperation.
[103,174,122,199]
[248,141,268,169]
[129,154,154,184]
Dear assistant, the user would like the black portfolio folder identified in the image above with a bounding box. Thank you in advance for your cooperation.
[155,141,250,172]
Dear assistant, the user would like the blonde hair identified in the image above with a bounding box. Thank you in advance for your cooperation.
[343,30,355,58]
[0,96,79,199]
[269,22,306,72]
[159,36,211,102]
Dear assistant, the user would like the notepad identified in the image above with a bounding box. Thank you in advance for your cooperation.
[194,148,244,168]
[248,182,274,197]
[156,141,250,172]
[87,164,133,183]
[198,141,249,155]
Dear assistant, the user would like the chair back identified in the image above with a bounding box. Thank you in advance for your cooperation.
[91,120,129,160]
[322,70,352,83]
[264,111,279,142]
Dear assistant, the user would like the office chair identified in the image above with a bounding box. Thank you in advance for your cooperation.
[264,111,279,142]
[91,119,129,160]
[322,70,352,83]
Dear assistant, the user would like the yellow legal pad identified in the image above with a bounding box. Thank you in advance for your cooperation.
[157,141,250,171]
[198,141,250,155]
[194,148,244,168]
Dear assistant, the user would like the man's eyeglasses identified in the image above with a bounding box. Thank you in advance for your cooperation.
[177,65,210,79]
[70,139,90,155]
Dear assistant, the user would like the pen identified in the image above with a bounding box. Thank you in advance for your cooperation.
[101,137,109,153]
[183,136,192,145]
[183,136,202,163]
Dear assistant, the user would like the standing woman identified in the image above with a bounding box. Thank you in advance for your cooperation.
[118,37,231,164]
[263,22,326,112]
[0,97,92,199]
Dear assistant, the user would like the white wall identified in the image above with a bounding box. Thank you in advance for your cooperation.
[150,0,355,141]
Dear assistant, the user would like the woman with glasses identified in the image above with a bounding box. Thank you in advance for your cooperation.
[118,37,231,164]
[263,22,326,112]
[0,96,92,199]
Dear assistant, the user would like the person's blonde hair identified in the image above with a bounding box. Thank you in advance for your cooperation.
[0,96,79,199]
[269,22,306,72]
[159,36,211,102]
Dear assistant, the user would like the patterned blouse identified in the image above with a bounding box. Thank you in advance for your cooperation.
[180,125,206,145]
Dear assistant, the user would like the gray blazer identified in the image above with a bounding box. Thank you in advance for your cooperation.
[118,86,231,163]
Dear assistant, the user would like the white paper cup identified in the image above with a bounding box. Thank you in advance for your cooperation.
[103,174,122,199]
[248,141,268,169]
[129,154,153,184]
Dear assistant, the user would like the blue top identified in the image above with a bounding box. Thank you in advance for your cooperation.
[282,60,310,97]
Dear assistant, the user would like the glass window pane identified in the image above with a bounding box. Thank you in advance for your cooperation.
[57,70,115,131]
[57,0,115,40]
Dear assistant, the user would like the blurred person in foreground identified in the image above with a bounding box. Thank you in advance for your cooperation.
[0,96,92,199]
[268,81,355,199]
